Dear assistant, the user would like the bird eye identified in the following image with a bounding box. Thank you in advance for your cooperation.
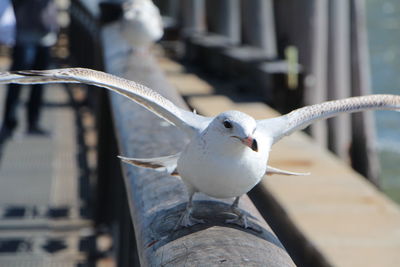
[223,120,232,129]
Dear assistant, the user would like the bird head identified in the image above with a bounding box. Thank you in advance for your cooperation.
[208,111,258,152]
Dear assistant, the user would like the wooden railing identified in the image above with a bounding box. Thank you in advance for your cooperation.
[69,0,295,266]
[67,1,399,266]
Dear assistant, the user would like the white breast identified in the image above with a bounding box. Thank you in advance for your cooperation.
[177,132,271,198]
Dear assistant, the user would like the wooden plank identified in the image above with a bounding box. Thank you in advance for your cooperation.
[261,132,400,267]
[156,57,185,74]
[101,24,295,266]
[167,73,215,96]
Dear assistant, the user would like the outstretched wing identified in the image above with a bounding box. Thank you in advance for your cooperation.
[0,68,211,136]
[257,94,400,144]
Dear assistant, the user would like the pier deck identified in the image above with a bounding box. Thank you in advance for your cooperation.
[0,59,96,265]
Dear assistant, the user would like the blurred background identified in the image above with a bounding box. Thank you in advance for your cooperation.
[0,0,399,266]
[367,0,400,203]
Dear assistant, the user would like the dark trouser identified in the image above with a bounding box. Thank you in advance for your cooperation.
[2,44,50,131]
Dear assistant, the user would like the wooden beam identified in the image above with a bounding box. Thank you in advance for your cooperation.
[100,22,295,266]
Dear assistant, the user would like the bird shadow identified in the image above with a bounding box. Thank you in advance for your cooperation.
[145,200,285,251]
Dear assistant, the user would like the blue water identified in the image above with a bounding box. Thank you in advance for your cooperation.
[367,0,400,203]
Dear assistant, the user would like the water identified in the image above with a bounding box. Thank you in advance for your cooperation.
[367,0,400,203]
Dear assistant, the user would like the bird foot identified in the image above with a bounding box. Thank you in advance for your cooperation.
[174,209,205,230]
[225,213,249,229]
[223,206,250,228]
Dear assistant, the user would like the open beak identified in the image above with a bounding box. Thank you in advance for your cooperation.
[234,136,258,152]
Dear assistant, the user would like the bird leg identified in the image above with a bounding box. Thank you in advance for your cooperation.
[175,192,204,229]
[225,196,249,228]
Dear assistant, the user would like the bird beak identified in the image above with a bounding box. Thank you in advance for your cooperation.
[239,136,258,152]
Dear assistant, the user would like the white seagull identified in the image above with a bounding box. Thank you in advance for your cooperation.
[120,0,163,52]
[1,68,399,228]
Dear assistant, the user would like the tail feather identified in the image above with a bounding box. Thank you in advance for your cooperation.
[266,165,310,176]
[118,153,180,175]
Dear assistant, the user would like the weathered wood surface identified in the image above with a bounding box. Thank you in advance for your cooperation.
[101,23,295,266]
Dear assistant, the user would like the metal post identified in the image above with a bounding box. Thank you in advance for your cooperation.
[181,0,206,36]
[304,0,329,147]
[206,0,240,44]
[350,0,380,185]
[241,0,277,58]
[327,0,351,160]
[153,0,179,18]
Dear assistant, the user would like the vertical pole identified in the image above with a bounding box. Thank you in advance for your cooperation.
[241,0,277,58]
[181,0,206,36]
[350,0,380,185]
[164,0,180,20]
[327,0,351,160]
[206,0,240,44]
[304,0,329,147]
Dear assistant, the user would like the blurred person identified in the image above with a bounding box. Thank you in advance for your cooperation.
[0,0,15,47]
[0,0,58,142]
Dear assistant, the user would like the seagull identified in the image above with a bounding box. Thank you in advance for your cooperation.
[120,0,163,52]
[1,68,399,228]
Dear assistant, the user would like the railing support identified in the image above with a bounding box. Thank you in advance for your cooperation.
[206,0,241,44]
[241,0,277,58]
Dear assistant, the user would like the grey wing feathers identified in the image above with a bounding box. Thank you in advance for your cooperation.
[0,71,73,84]
[258,94,400,143]
[0,68,211,136]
